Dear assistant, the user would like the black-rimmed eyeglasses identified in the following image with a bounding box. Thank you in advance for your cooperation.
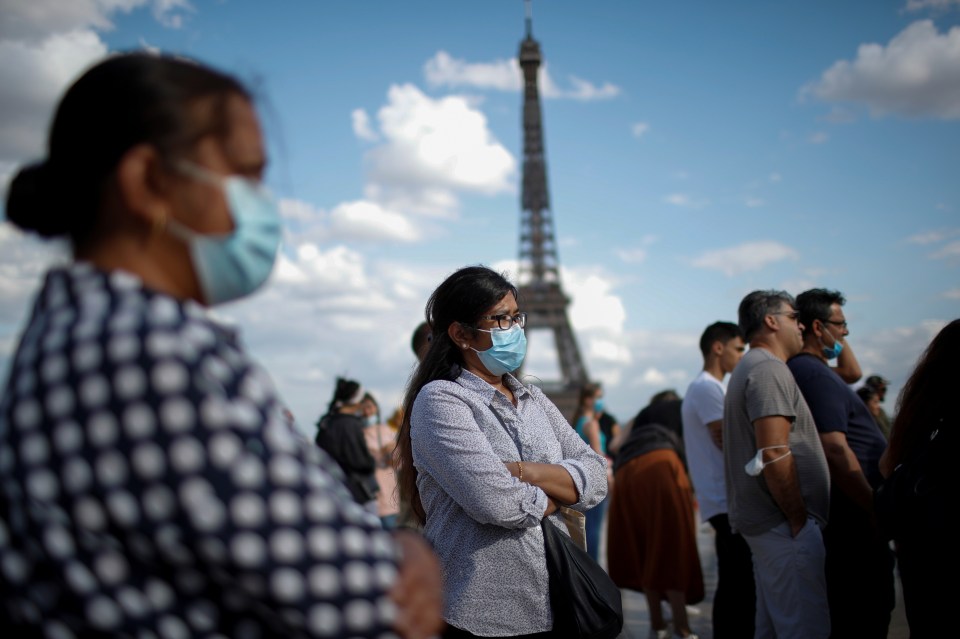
[477,313,527,330]
[821,319,848,329]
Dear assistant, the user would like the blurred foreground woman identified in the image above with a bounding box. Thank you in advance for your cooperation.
[0,52,441,639]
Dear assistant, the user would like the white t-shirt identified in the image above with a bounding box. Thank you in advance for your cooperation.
[682,370,728,521]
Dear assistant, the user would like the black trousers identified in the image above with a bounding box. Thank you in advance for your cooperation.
[708,513,756,639]
[823,490,895,639]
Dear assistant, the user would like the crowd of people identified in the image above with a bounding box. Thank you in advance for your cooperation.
[0,50,952,639]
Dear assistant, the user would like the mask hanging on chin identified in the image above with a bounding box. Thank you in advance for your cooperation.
[471,324,527,376]
[820,329,844,361]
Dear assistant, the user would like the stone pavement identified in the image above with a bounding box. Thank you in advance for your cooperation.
[600,510,910,639]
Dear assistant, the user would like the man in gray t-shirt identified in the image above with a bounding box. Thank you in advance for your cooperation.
[723,290,831,639]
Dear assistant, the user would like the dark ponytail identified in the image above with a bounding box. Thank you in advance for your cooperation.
[395,265,518,525]
[4,52,250,247]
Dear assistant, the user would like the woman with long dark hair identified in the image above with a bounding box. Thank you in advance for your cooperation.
[396,265,607,638]
[0,52,441,639]
[879,319,959,637]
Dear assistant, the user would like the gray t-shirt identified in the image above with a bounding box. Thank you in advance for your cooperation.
[723,348,830,536]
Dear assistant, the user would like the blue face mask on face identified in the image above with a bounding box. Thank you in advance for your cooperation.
[471,324,527,376]
[168,161,281,306]
[593,398,605,414]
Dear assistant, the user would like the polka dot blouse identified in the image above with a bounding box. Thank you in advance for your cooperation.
[0,263,401,638]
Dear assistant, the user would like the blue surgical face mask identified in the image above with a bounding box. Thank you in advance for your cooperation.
[593,398,605,414]
[471,323,527,376]
[365,415,378,427]
[168,161,281,306]
[820,328,844,361]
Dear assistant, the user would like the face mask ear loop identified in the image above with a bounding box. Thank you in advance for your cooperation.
[763,448,792,467]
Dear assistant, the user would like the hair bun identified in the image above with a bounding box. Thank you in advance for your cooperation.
[5,161,72,238]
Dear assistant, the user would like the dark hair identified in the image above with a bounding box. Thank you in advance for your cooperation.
[650,389,680,405]
[326,376,363,414]
[5,52,250,247]
[856,386,878,404]
[699,321,743,357]
[396,265,518,525]
[738,290,795,341]
[410,321,432,362]
[795,288,845,336]
[887,319,960,469]
[571,382,602,427]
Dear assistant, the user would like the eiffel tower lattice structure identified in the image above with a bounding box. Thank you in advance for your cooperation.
[515,3,589,421]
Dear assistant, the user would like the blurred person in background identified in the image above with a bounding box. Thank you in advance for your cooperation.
[361,392,401,529]
[315,377,381,514]
[608,391,704,639]
[570,382,613,563]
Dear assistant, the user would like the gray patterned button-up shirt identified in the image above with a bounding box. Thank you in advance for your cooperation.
[410,369,607,636]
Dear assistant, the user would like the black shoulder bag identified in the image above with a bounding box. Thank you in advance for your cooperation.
[542,516,623,639]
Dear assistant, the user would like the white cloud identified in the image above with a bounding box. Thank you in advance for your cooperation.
[365,83,515,214]
[904,0,960,11]
[931,240,960,259]
[745,196,766,208]
[565,268,627,334]
[616,248,648,264]
[631,122,650,138]
[809,131,830,144]
[0,30,108,162]
[351,108,378,142]
[562,75,621,101]
[662,193,709,209]
[943,288,960,299]
[692,240,801,276]
[906,228,960,244]
[424,50,521,91]
[423,50,620,101]
[0,0,194,165]
[279,197,323,223]
[808,20,960,119]
[328,200,419,243]
[769,172,782,183]
[0,222,68,326]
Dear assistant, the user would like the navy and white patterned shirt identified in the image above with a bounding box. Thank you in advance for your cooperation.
[0,263,400,638]
[410,369,607,636]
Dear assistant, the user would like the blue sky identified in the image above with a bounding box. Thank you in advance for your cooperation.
[1,0,958,432]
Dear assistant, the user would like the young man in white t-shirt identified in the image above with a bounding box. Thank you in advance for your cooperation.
[682,321,753,638]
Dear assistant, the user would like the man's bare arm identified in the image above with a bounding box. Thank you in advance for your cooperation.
[819,431,873,513]
[832,339,862,384]
[706,418,723,450]
[755,415,808,536]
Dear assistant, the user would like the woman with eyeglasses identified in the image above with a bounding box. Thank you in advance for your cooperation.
[0,52,441,639]
[395,265,608,638]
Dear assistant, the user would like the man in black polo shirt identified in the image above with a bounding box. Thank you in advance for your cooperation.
[788,289,893,639]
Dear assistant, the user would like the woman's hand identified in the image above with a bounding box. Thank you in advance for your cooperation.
[503,461,578,505]
[390,530,445,639]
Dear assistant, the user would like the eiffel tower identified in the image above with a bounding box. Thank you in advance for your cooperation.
[516,1,589,421]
